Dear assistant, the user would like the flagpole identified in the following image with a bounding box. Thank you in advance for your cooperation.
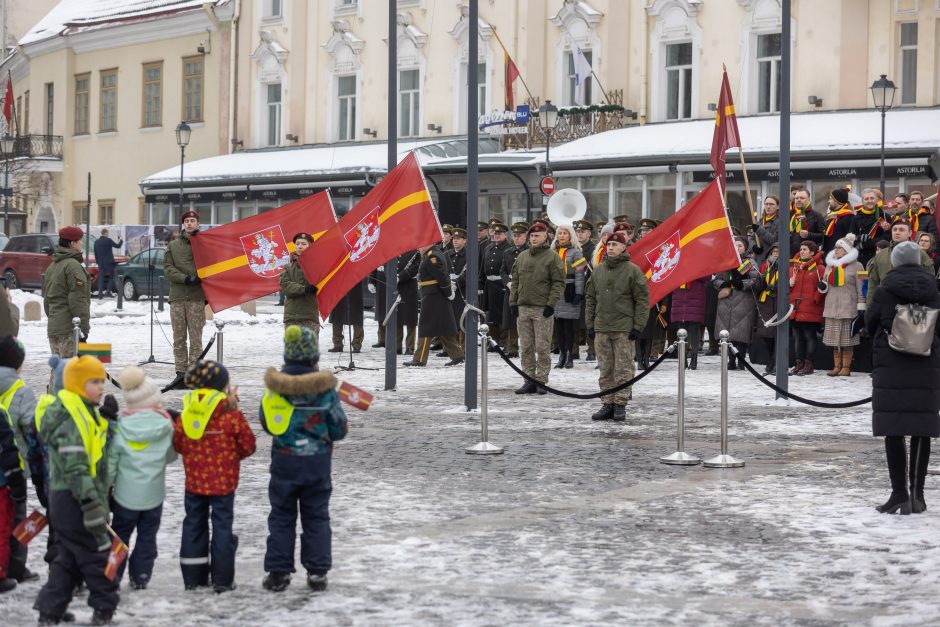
[464,0,480,411]
[738,150,757,223]
[559,23,611,105]
[384,0,398,391]
[491,27,534,103]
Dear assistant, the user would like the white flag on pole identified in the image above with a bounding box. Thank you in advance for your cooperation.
[573,46,593,105]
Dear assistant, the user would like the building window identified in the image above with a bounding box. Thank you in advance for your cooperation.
[756,33,781,114]
[565,50,592,105]
[665,42,692,121]
[45,83,54,134]
[23,90,29,133]
[263,0,282,18]
[266,83,281,146]
[399,69,420,137]
[477,63,487,117]
[337,75,356,141]
[98,200,114,224]
[142,62,162,127]
[72,201,89,225]
[183,56,204,122]
[15,96,21,133]
[99,69,118,132]
[899,22,917,105]
[74,73,90,135]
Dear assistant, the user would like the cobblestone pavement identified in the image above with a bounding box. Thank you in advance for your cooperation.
[4,317,935,625]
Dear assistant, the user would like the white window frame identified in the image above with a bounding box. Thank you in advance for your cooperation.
[898,21,918,105]
[449,11,493,133]
[755,33,781,114]
[336,74,358,142]
[739,0,794,115]
[664,42,693,121]
[265,82,282,146]
[565,49,593,106]
[399,68,421,138]
[648,0,702,123]
[262,0,282,20]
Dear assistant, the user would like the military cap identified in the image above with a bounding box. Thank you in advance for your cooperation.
[477,221,489,230]
[613,215,630,224]
[291,232,314,244]
[573,220,594,232]
[527,222,548,234]
[451,227,468,239]
[488,218,501,226]
[595,221,609,231]
[638,218,658,230]
[58,226,84,241]
[441,223,454,234]
[511,221,530,234]
[492,222,509,233]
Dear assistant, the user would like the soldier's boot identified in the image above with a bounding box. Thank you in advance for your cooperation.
[515,381,537,395]
[564,352,574,369]
[611,405,626,421]
[591,404,614,421]
[689,351,698,370]
[555,350,567,369]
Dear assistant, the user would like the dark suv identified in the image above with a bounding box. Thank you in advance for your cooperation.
[0,233,121,290]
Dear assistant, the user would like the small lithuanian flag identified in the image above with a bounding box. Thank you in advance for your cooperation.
[78,343,112,363]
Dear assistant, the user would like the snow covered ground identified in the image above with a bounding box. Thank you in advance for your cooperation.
[3,290,934,626]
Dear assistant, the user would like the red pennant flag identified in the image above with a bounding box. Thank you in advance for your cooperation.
[504,53,520,111]
[104,535,129,582]
[2,78,12,125]
[299,152,442,319]
[628,180,740,304]
[13,509,47,546]
[191,191,336,312]
[709,70,742,183]
[338,381,373,411]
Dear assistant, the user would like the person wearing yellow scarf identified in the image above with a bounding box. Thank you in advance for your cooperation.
[788,189,823,254]
[820,233,864,376]
[822,188,856,254]
[853,188,886,267]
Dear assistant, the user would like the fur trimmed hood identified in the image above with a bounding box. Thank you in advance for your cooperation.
[825,246,859,268]
[264,368,336,396]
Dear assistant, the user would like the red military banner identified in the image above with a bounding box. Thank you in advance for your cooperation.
[191,192,336,312]
[300,152,442,319]
[710,69,742,184]
[13,509,47,546]
[628,179,740,304]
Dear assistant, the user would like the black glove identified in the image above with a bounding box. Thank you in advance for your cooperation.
[184,276,202,285]
[628,330,640,341]
[587,329,596,340]
[751,223,761,232]
[571,294,583,306]
[7,471,26,502]
[719,281,732,290]
[730,276,744,290]
[99,394,119,421]
[542,306,554,318]
[80,332,89,343]
[859,233,871,244]
[306,284,317,295]
[509,305,519,317]
[81,500,110,550]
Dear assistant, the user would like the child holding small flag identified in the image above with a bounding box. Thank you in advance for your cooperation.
[260,325,347,592]
[0,403,27,593]
[107,366,177,589]
[173,360,255,593]
[34,355,118,625]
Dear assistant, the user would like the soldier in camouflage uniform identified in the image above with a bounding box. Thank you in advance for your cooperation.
[500,222,529,357]
[280,233,320,334]
[163,210,207,376]
[43,226,91,358]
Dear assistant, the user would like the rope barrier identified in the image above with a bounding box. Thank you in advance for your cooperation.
[489,339,675,399]
[733,349,872,408]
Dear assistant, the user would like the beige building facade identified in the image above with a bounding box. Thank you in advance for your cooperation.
[4,0,940,233]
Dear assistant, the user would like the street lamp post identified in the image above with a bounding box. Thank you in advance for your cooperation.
[1,134,14,235]
[537,100,559,176]
[869,74,896,199]
[175,121,192,221]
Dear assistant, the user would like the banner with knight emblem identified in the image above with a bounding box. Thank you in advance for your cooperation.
[628,179,740,304]
[191,191,337,312]
[300,152,443,319]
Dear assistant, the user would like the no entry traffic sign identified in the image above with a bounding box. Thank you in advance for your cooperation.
[540,176,555,195]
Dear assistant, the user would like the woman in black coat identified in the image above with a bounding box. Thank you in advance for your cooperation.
[864,241,940,515]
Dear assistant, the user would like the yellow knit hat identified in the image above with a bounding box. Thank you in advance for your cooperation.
[63,355,107,397]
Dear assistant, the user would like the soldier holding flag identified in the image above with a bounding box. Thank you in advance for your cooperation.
[164,211,206,377]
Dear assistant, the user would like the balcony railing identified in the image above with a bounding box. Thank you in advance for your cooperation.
[9,135,64,160]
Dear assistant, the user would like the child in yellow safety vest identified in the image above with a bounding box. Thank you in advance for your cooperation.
[172,359,255,593]
[34,355,118,626]
[260,325,347,593]
[0,336,40,589]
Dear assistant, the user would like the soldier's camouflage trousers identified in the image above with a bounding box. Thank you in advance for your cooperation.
[285,320,321,336]
[171,300,206,373]
[596,331,635,406]
[48,334,76,359]
[517,305,553,384]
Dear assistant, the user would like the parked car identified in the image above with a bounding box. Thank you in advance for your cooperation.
[114,247,169,300]
[0,232,128,290]
[0,234,9,251]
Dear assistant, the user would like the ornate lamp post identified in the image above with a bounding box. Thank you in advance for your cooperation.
[869,74,896,199]
[537,100,559,175]
[175,121,192,221]
[1,134,14,235]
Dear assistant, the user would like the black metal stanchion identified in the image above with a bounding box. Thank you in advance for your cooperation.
[703,330,745,468]
[466,322,503,455]
[660,328,701,465]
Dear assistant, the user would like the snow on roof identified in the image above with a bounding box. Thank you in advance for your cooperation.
[21,0,227,46]
[141,138,494,187]
[550,108,940,166]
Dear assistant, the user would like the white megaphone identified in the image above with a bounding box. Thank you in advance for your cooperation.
[546,188,587,227]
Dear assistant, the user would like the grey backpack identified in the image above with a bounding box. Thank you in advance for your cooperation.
[887,304,939,357]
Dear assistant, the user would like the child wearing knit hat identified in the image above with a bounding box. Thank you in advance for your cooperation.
[0,336,41,588]
[173,359,255,593]
[106,366,177,590]
[260,325,347,593]
[34,354,119,625]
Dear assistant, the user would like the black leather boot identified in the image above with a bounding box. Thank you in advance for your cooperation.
[877,436,912,514]
[556,350,567,369]
[910,436,931,513]
[591,404,614,421]
[689,351,698,370]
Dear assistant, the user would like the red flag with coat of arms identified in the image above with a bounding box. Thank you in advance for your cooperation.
[628,179,740,304]
[191,191,337,312]
[299,152,442,319]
